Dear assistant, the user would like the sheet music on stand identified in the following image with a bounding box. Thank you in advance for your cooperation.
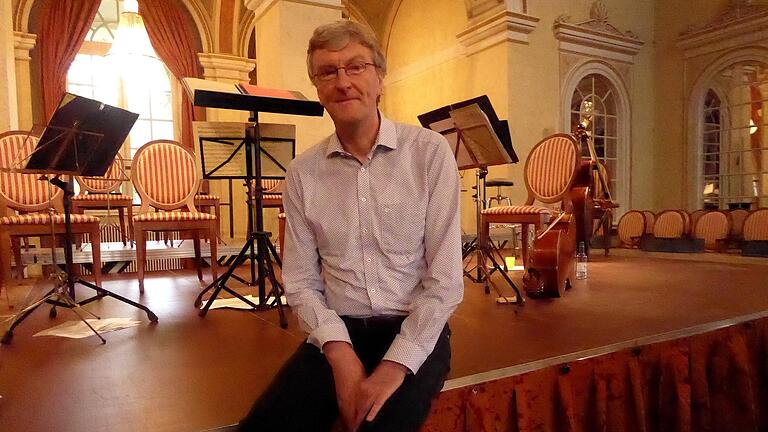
[418,95,523,304]
[418,95,518,170]
[193,121,295,180]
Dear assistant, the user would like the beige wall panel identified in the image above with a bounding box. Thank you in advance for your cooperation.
[653,0,729,210]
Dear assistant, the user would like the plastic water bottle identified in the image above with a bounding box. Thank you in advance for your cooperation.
[576,242,587,280]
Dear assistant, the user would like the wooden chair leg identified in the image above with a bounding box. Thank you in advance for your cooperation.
[193,231,203,281]
[0,229,12,292]
[135,226,146,293]
[90,225,102,287]
[118,207,127,246]
[214,202,221,243]
[521,223,530,268]
[128,205,134,245]
[278,216,286,262]
[209,221,218,282]
[10,236,22,279]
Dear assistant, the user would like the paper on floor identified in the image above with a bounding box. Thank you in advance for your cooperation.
[34,318,142,339]
[199,294,287,310]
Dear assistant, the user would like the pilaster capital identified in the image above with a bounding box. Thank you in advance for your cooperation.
[457,10,539,55]
[13,32,37,61]
[198,53,257,83]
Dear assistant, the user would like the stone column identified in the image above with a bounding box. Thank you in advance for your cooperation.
[0,1,19,131]
[14,32,37,130]
[246,0,342,152]
[197,52,258,238]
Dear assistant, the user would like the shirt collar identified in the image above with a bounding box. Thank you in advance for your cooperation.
[325,112,398,158]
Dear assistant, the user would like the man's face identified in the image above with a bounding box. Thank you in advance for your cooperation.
[310,41,383,128]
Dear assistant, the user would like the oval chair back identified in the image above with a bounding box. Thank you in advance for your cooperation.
[617,210,645,247]
[132,140,199,213]
[654,210,685,239]
[690,209,707,232]
[523,134,580,208]
[693,211,730,250]
[642,210,655,234]
[0,131,61,212]
[76,156,126,194]
[677,210,691,235]
[743,209,768,241]
[730,209,749,239]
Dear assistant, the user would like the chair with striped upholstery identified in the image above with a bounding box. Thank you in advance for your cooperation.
[0,131,102,290]
[278,212,286,261]
[693,211,730,251]
[743,209,768,241]
[481,134,579,266]
[677,210,692,235]
[72,156,133,245]
[642,210,655,235]
[653,210,685,239]
[742,209,768,256]
[616,210,646,248]
[131,140,218,292]
[250,178,284,210]
[729,209,749,241]
[690,209,706,232]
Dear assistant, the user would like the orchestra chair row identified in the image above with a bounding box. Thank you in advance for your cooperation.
[131,140,218,292]
[618,208,768,253]
[480,134,579,267]
[0,131,102,292]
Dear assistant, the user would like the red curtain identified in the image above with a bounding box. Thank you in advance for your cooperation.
[38,0,101,121]
[138,0,202,150]
[421,317,768,432]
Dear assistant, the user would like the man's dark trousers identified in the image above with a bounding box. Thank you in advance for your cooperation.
[238,316,451,431]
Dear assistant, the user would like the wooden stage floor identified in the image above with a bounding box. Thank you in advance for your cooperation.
[0,251,766,431]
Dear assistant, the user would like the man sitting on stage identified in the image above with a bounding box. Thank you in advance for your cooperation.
[238,20,463,432]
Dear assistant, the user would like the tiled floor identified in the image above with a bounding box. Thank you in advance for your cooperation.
[0,251,766,431]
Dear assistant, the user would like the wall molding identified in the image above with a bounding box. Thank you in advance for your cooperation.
[677,1,768,59]
[553,0,643,64]
[457,9,539,55]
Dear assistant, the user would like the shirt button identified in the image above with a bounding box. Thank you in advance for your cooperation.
[370,288,376,293]
[361,197,367,203]
[363,228,368,233]
[360,167,366,172]
[366,257,372,262]
[384,207,390,213]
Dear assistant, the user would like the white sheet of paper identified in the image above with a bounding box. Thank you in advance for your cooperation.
[200,294,288,310]
[34,318,142,339]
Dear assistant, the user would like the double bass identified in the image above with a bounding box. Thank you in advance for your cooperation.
[571,107,619,254]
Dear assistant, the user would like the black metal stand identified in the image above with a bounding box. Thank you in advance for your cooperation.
[459,167,524,304]
[2,176,158,345]
[194,113,287,328]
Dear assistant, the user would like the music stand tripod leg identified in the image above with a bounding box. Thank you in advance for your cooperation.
[258,234,287,328]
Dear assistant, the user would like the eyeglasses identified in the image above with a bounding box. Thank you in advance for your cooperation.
[313,61,377,82]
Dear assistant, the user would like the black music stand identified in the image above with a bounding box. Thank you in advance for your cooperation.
[187,82,323,327]
[418,96,523,304]
[2,93,158,345]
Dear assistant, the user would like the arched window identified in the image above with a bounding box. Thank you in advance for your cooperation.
[570,73,620,201]
[698,61,766,209]
[701,89,722,208]
[66,0,175,159]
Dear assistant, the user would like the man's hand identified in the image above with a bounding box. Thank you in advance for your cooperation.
[324,341,366,432]
[356,360,408,424]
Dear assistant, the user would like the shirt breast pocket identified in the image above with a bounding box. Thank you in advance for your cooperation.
[379,199,426,259]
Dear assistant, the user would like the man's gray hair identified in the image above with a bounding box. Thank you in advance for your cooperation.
[306,20,387,81]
